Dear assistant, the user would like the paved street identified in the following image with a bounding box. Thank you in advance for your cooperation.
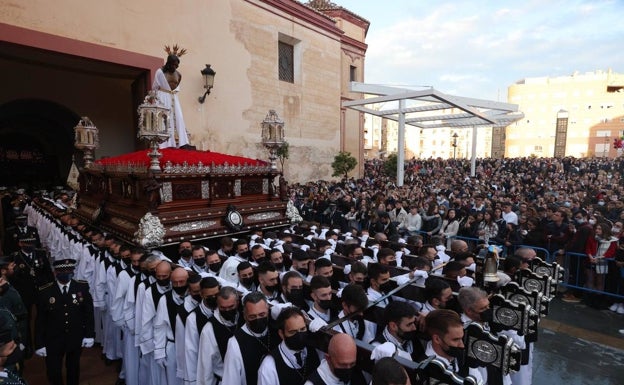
[22,298,624,385]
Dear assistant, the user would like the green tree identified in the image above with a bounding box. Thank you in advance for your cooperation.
[383,153,398,178]
[331,151,357,179]
[276,141,290,173]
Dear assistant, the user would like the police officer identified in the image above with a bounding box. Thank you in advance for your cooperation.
[5,215,40,255]
[9,235,53,357]
[34,259,95,385]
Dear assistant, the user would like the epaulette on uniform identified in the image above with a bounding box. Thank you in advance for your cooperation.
[39,282,53,290]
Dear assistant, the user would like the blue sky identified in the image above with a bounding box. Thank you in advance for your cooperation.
[335,0,624,101]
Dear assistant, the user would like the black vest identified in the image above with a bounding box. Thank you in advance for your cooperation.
[271,346,320,385]
[338,319,365,341]
[193,306,211,335]
[207,316,239,360]
[233,328,274,385]
[165,292,182,339]
[178,305,193,327]
[150,284,167,309]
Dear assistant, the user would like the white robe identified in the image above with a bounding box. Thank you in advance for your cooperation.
[153,68,189,148]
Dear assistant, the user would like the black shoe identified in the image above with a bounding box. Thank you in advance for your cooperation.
[115,379,126,385]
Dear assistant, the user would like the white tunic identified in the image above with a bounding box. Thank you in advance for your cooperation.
[153,68,189,148]
[196,309,239,385]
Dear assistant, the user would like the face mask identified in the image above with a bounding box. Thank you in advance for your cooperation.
[612,227,621,234]
[598,201,605,206]
[284,331,308,351]
[21,245,35,254]
[264,284,279,293]
[287,288,305,304]
[254,257,266,265]
[194,258,206,267]
[332,367,353,384]
[56,273,73,284]
[443,344,464,359]
[297,267,309,276]
[248,316,268,334]
[575,218,585,225]
[379,281,394,293]
[387,260,398,267]
[589,219,596,225]
[397,328,417,342]
[241,277,255,287]
[172,285,188,296]
[439,210,446,215]
[157,278,170,288]
[208,262,222,273]
[319,299,333,310]
[191,294,202,303]
[274,262,284,270]
[204,296,217,309]
[180,249,192,260]
[221,308,238,322]
[479,308,493,323]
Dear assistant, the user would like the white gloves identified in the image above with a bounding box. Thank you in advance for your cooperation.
[308,317,328,333]
[370,342,396,361]
[81,338,95,348]
[271,302,293,320]
[35,347,47,357]
[458,276,474,287]
[155,357,167,368]
[412,270,429,279]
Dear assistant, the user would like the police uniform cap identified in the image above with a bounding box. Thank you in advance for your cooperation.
[53,259,77,272]
[18,235,37,243]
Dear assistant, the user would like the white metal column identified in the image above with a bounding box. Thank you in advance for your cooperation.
[397,99,406,186]
[470,125,477,177]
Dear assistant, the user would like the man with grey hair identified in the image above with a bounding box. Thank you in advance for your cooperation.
[457,287,491,327]
[458,286,526,385]
[514,247,537,261]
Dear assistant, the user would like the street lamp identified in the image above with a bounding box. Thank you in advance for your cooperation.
[451,132,459,159]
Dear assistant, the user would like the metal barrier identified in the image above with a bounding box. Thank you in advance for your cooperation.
[448,235,508,256]
[559,251,624,300]
[509,245,552,263]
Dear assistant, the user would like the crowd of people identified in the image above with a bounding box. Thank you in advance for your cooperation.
[0,155,622,385]
[291,157,624,304]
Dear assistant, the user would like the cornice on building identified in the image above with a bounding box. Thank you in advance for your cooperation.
[305,0,370,34]
[255,0,343,39]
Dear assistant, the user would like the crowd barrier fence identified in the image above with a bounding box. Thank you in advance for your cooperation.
[559,252,624,300]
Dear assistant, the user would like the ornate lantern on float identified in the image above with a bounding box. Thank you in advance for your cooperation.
[74,117,99,168]
[260,109,285,170]
[137,91,171,173]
